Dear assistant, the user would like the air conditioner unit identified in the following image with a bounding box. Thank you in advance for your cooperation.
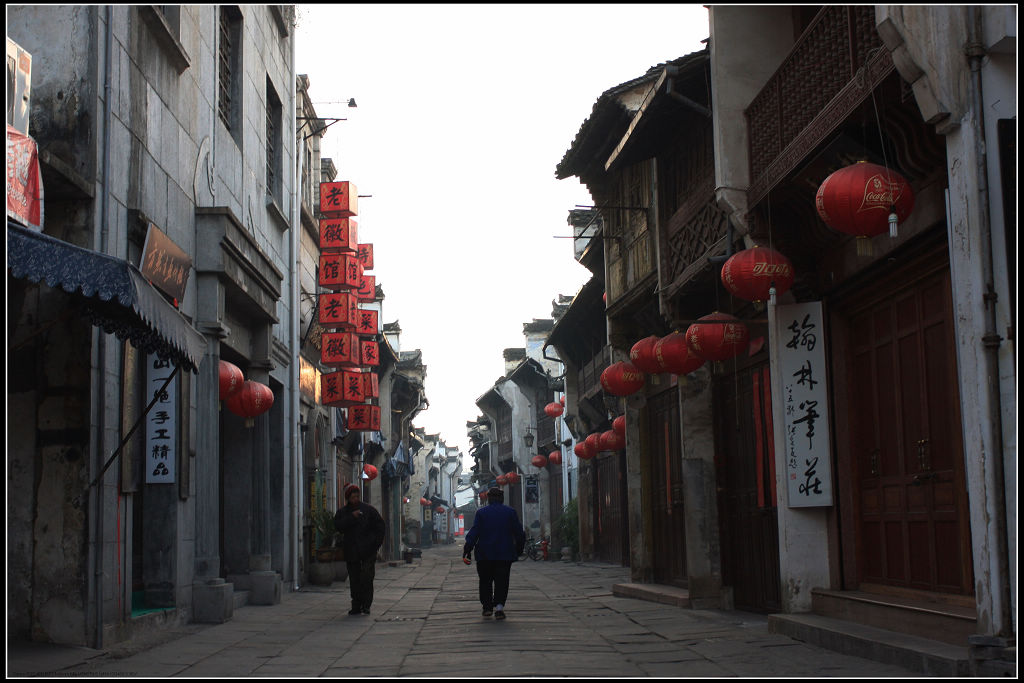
[7,37,32,135]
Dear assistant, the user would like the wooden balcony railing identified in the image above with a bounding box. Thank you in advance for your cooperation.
[578,345,613,400]
[745,5,891,207]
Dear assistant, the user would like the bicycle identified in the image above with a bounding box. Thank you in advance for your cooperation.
[520,537,544,561]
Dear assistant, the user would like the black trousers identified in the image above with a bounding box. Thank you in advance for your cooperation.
[476,560,513,609]
[346,557,376,609]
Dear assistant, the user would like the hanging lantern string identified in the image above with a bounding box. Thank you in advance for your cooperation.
[867,47,900,238]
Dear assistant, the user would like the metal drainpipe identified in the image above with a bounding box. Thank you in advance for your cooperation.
[966,5,1011,638]
[290,25,302,592]
[90,4,115,650]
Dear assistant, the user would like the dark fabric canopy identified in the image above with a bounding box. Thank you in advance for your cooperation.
[7,221,207,372]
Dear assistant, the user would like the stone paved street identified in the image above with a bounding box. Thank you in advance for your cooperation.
[10,542,921,678]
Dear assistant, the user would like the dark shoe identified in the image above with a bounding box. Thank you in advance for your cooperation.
[482,608,493,617]
[348,608,361,615]
[494,609,506,620]
[361,607,370,615]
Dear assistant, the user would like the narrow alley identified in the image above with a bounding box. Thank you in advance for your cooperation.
[11,543,919,678]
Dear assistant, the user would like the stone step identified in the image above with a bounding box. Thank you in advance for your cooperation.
[769,612,970,676]
[611,582,691,608]
[232,590,250,609]
[811,588,976,646]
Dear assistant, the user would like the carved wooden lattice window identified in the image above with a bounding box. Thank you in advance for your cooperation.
[665,181,730,286]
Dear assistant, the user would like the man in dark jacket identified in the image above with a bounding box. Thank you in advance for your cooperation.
[335,483,385,615]
[463,487,526,620]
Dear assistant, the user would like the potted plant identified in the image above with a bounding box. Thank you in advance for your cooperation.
[309,507,337,586]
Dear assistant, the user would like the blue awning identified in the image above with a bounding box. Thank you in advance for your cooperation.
[7,222,207,372]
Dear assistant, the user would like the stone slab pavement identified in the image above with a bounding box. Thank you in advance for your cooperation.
[8,541,921,678]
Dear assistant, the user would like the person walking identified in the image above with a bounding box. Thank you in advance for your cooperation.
[335,483,385,615]
[463,487,526,620]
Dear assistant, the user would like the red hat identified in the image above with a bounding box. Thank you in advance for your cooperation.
[344,483,360,501]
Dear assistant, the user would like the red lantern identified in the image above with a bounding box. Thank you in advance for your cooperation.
[531,454,549,468]
[225,380,274,427]
[600,361,645,396]
[559,396,565,405]
[363,463,378,481]
[721,246,794,303]
[506,472,520,485]
[218,360,244,400]
[584,433,601,459]
[496,474,508,486]
[686,313,750,362]
[573,442,590,460]
[612,415,626,436]
[599,429,625,451]
[654,332,705,375]
[548,450,562,466]
[479,491,488,502]
[815,161,914,255]
[544,402,564,417]
[629,335,662,373]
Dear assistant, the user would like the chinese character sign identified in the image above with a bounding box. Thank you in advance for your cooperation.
[355,274,376,302]
[318,181,358,217]
[321,332,361,367]
[319,217,358,253]
[318,291,354,330]
[146,354,177,483]
[355,308,378,336]
[356,243,374,270]
[318,253,363,291]
[777,302,833,507]
[321,369,365,407]
[6,124,43,231]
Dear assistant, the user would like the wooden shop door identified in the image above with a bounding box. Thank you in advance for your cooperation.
[647,387,688,587]
[836,257,973,595]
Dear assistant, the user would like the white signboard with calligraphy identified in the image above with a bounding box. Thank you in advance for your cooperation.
[777,302,833,507]
[145,354,178,483]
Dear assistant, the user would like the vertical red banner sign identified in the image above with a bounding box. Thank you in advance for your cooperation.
[319,252,363,290]
[319,217,358,253]
[360,340,380,367]
[356,243,374,270]
[318,292,354,330]
[321,332,361,367]
[355,308,378,336]
[318,181,358,217]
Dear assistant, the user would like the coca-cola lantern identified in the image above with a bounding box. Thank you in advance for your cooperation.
[225,380,274,427]
[544,402,564,418]
[721,246,794,303]
[612,415,626,436]
[815,161,914,255]
[686,313,750,362]
[584,433,601,459]
[600,361,645,396]
[218,360,244,400]
[363,464,378,481]
[629,335,663,373]
[506,471,521,485]
[654,332,705,375]
[531,454,549,468]
[574,442,593,460]
[548,450,562,466]
[496,474,508,486]
[599,429,626,451]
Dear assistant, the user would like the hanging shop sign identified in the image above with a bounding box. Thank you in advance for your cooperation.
[360,370,379,399]
[321,369,365,407]
[6,124,43,231]
[318,252,363,290]
[319,217,358,253]
[318,180,358,217]
[356,243,374,270]
[321,331,361,367]
[318,291,355,330]
[355,274,376,302]
[140,222,192,304]
[776,301,833,507]
[721,246,794,303]
[146,354,178,483]
[355,308,378,336]
[360,339,379,367]
[347,404,381,431]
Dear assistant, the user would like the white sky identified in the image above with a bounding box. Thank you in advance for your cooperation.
[295,4,710,455]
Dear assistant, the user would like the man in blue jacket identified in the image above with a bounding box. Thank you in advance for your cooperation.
[463,487,526,620]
